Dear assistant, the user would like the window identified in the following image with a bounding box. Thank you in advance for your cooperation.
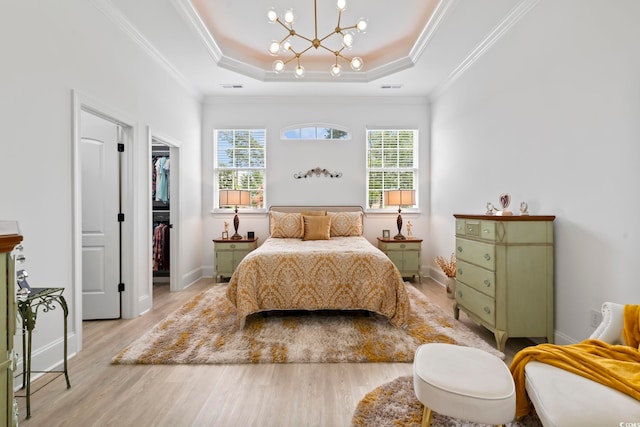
[214,129,266,209]
[366,129,418,210]
[281,123,350,140]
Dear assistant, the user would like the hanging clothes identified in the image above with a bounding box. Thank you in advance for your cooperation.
[155,157,170,203]
[152,222,170,272]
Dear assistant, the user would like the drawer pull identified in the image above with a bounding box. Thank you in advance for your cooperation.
[484,253,491,261]
[467,227,473,232]
[230,244,236,249]
[483,229,490,234]
[456,291,462,298]
[400,244,406,249]
[457,246,463,253]
[484,306,491,314]
[457,268,463,275]
[483,279,491,287]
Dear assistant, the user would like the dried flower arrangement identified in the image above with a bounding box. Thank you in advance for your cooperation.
[435,253,456,278]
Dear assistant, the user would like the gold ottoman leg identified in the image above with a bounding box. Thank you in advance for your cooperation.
[421,406,433,427]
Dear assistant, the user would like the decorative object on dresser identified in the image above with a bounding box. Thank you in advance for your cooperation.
[213,238,258,282]
[434,253,456,299]
[384,189,416,240]
[0,221,22,426]
[377,237,423,283]
[219,189,251,240]
[111,282,502,365]
[453,214,555,351]
[498,192,512,215]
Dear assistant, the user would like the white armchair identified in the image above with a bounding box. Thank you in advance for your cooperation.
[524,302,640,426]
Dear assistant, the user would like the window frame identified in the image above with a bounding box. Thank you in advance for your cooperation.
[365,128,419,213]
[213,128,267,213]
[280,123,351,141]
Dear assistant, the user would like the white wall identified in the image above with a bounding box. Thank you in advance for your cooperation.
[0,0,202,374]
[429,0,640,343]
[201,96,430,277]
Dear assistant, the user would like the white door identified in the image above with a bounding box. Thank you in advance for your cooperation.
[81,112,122,319]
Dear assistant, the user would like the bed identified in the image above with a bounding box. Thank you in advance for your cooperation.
[226,206,410,328]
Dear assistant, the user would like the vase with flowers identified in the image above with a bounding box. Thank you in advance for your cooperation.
[435,253,456,299]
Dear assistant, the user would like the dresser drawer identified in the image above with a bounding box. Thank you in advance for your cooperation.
[456,282,496,327]
[456,219,496,241]
[456,260,495,298]
[455,238,496,270]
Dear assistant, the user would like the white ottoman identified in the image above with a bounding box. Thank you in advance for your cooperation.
[413,343,515,427]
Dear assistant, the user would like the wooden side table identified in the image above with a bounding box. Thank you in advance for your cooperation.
[16,287,70,419]
[377,237,423,283]
[213,238,258,282]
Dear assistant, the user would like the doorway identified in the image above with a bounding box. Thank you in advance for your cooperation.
[150,133,180,293]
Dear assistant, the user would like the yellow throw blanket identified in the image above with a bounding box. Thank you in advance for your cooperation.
[510,304,640,418]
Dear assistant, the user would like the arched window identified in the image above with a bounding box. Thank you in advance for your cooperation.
[281,123,351,141]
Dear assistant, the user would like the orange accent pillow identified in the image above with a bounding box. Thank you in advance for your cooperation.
[303,215,331,240]
[301,210,327,216]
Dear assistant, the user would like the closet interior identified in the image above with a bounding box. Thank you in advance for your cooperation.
[152,142,171,284]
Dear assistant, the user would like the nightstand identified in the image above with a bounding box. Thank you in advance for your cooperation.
[213,238,258,282]
[377,237,423,283]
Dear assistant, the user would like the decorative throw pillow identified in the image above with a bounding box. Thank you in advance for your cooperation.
[303,215,331,240]
[328,211,363,236]
[301,210,327,216]
[270,211,303,238]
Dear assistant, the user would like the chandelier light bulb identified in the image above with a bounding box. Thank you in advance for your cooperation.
[267,8,278,23]
[283,9,295,24]
[268,41,281,55]
[356,18,368,33]
[336,0,346,11]
[283,40,292,51]
[273,60,285,73]
[342,32,354,49]
[330,63,342,77]
[294,65,305,78]
[350,57,363,71]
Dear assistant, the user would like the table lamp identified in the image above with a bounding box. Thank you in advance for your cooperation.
[219,189,251,240]
[384,189,416,240]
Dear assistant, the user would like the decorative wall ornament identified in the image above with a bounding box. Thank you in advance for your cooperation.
[294,167,342,179]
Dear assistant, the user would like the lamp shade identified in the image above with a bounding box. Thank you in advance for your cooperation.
[219,189,251,207]
[385,189,415,207]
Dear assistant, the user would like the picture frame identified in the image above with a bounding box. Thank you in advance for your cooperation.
[382,229,390,239]
[221,231,229,239]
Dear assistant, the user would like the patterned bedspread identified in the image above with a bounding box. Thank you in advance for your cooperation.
[226,236,410,328]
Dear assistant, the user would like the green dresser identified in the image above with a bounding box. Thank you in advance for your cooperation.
[453,214,555,351]
[0,221,21,426]
[213,238,258,282]
[377,237,423,283]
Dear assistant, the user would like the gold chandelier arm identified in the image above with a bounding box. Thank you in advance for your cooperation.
[314,0,318,39]
[275,18,291,32]
[295,33,315,44]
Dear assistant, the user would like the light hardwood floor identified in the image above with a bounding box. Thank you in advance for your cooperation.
[17,278,533,427]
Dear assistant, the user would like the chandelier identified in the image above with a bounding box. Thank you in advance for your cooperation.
[267,0,368,78]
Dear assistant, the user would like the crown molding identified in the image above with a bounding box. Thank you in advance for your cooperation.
[90,0,200,99]
[430,0,540,100]
[410,0,458,62]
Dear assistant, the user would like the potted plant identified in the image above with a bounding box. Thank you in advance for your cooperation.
[435,253,456,299]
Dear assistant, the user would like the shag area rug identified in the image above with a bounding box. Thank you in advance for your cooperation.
[112,283,502,364]
[352,376,542,427]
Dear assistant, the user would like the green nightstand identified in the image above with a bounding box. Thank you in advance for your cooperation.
[377,237,423,283]
[213,238,258,282]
